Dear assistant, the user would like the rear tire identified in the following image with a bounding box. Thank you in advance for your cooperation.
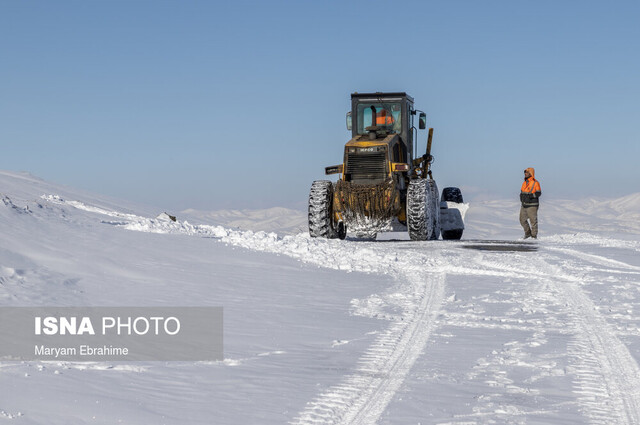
[407,179,440,241]
[309,180,340,239]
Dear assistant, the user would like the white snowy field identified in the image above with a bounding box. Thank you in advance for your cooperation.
[2,169,640,425]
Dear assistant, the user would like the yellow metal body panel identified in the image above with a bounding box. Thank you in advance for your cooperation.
[331,133,410,227]
[342,134,397,182]
[344,134,396,148]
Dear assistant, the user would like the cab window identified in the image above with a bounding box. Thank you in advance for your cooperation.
[356,102,401,134]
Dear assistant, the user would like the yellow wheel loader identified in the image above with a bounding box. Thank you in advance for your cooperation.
[309,92,465,241]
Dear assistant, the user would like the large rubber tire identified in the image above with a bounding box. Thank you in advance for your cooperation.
[407,179,440,241]
[442,187,464,203]
[309,180,342,239]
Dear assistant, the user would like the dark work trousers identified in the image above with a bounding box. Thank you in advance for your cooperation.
[519,206,539,238]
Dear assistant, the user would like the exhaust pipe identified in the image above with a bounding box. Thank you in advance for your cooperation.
[369,106,377,140]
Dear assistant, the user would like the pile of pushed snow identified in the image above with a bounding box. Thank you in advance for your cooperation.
[40,194,400,274]
[42,194,230,238]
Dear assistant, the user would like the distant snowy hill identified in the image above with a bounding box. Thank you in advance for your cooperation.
[180,189,640,239]
[181,206,308,235]
[2,169,640,425]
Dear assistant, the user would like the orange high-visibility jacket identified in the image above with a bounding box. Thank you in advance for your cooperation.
[520,167,541,207]
[376,110,394,125]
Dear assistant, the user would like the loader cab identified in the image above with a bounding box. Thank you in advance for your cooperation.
[348,92,415,163]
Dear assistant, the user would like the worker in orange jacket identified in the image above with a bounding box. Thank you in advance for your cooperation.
[376,109,394,126]
[520,167,541,239]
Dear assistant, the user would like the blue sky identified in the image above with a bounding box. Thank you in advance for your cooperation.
[1,1,639,210]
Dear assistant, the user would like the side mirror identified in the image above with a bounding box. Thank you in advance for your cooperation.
[418,112,426,130]
[346,112,352,131]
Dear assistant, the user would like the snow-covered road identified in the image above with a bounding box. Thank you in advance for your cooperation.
[2,170,640,424]
[41,193,640,424]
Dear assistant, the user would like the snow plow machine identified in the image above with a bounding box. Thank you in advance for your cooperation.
[308,92,465,241]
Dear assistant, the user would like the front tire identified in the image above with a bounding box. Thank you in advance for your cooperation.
[309,180,341,239]
[407,179,440,241]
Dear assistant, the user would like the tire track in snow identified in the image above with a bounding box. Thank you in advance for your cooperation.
[490,250,640,425]
[536,256,640,425]
[449,249,640,424]
[291,270,445,425]
[544,246,640,273]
